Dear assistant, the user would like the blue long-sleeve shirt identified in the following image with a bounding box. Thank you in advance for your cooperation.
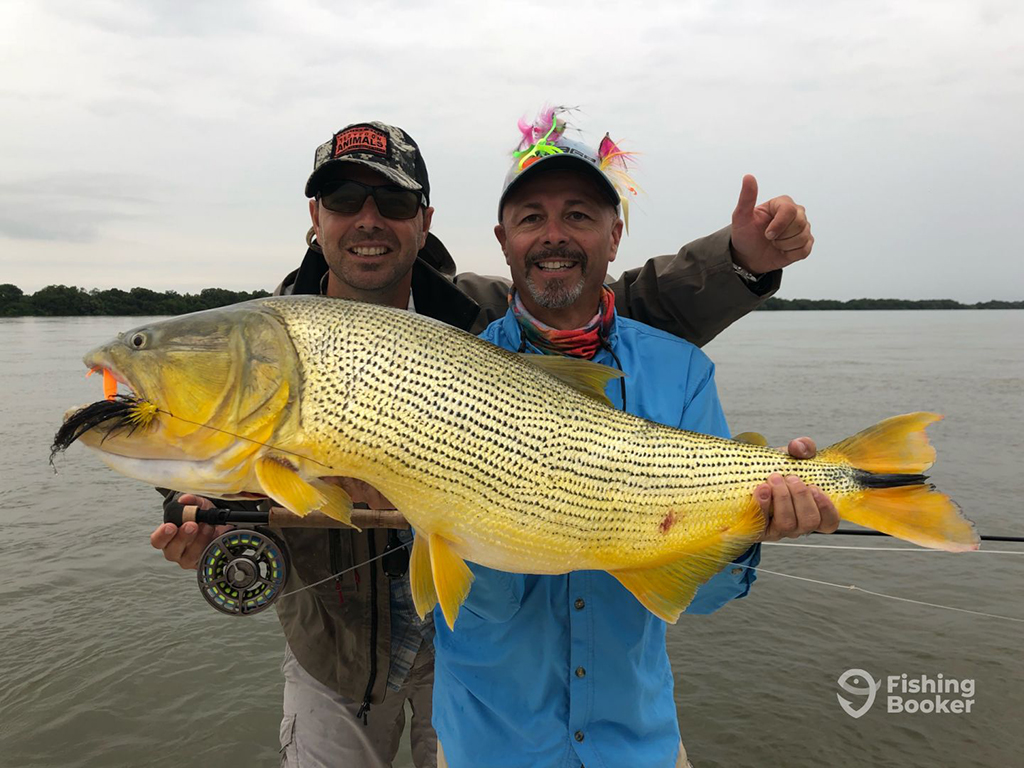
[432,309,760,768]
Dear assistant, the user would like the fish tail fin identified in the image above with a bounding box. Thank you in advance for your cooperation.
[611,500,764,624]
[819,411,941,474]
[835,485,979,552]
[820,412,979,551]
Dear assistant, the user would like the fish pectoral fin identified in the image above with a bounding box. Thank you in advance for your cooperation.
[518,354,624,407]
[611,510,764,624]
[255,455,323,517]
[308,479,359,531]
[732,431,769,447]
[409,530,439,619]
[429,533,474,630]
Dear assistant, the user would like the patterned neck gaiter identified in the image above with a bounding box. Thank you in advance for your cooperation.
[509,286,616,359]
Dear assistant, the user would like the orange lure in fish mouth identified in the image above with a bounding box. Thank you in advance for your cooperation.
[86,366,126,401]
[51,364,159,463]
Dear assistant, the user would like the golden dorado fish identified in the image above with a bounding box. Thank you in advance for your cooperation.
[54,296,979,629]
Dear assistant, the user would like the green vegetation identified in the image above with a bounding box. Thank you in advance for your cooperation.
[0,284,271,317]
[1,284,1020,316]
[759,297,1023,311]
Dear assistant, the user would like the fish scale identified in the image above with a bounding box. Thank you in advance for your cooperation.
[267,299,834,571]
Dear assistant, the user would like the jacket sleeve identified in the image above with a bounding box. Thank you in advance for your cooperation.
[451,272,513,332]
[675,359,762,614]
[608,226,781,348]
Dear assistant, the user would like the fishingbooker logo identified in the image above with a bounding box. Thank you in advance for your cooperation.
[837,669,976,717]
[836,669,878,718]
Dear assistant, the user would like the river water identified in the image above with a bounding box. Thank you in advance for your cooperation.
[0,310,1021,767]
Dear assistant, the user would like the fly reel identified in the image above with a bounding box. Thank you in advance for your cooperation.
[196,528,289,616]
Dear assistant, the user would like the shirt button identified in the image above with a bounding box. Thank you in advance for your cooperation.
[574,598,585,610]
[575,666,586,678]
[574,730,585,742]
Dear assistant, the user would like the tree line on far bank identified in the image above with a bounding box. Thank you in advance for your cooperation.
[0,284,271,317]
[1,283,1021,317]
[760,297,1023,310]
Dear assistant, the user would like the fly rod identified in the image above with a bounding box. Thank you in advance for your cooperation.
[166,505,1022,542]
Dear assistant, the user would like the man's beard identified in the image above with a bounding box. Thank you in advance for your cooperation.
[525,248,588,309]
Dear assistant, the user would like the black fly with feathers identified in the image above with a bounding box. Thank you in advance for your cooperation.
[50,395,148,466]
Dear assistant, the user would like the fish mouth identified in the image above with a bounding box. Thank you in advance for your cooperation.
[84,355,144,403]
[51,357,159,463]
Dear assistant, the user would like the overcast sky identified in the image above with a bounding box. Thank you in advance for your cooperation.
[2,0,1021,301]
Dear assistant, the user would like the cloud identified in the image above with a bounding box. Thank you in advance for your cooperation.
[1,0,1021,300]
[0,174,156,243]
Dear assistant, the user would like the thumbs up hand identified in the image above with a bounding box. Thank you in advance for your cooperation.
[730,174,814,275]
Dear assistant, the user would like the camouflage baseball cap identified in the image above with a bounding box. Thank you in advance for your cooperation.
[304,121,431,205]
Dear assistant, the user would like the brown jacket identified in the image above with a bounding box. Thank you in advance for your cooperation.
[247,229,779,710]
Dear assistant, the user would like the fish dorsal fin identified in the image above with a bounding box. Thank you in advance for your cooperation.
[518,354,624,406]
[429,533,474,630]
[610,501,764,623]
[409,531,439,619]
[733,431,769,446]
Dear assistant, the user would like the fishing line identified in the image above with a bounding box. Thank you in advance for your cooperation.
[685,551,1024,624]
[277,541,412,598]
[764,542,1024,555]
[153,407,332,469]
[276,540,1024,624]
[751,565,1024,623]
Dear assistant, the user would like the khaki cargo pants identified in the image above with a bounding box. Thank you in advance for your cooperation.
[279,643,436,768]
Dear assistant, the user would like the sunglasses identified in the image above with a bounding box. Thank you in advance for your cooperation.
[318,180,424,220]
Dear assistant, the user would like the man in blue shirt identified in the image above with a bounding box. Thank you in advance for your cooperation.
[431,115,839,768]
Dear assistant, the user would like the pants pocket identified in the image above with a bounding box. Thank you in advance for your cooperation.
[279,713,298,768]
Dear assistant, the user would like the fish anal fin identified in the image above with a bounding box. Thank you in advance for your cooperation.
[308,479,359,530]
[429,533,474,630]
[410,531,439,619]
[612,503,764,623]
[518,354,623,406]
[255,455,322,517]
[733,431,769,446]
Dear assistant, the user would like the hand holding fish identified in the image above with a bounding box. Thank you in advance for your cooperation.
[730,174,813,274]
[150,494,233,570]
[754,437,841,541]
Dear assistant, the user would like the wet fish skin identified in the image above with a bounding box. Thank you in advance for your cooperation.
[64,296,980,629]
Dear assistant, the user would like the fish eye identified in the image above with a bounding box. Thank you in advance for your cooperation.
[130,332,147,349]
